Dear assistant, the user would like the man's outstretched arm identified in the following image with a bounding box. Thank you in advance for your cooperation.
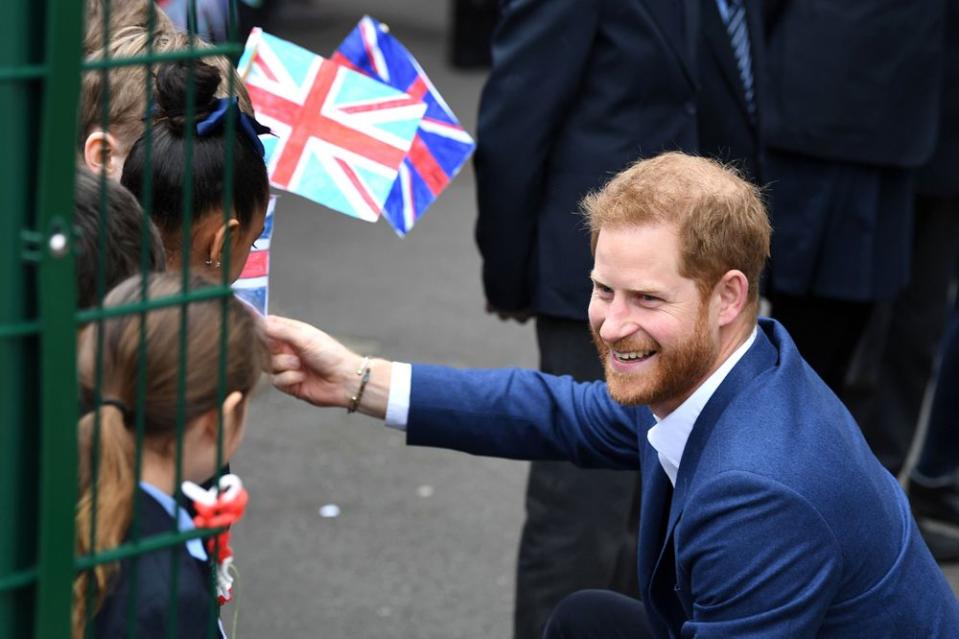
[265,314,648,469]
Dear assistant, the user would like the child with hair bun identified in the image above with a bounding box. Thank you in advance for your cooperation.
[72,272,268,638]
[121,59,270,284]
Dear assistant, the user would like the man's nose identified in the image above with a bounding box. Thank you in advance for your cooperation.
[599,295,637,343]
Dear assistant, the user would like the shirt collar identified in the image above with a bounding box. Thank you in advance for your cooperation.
[139,481,208,562]
[646,326,758,485]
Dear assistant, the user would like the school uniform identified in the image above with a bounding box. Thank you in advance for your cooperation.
[760,0,946,391]
[93,483,225,639]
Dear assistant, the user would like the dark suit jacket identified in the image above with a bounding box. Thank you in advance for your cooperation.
[760,2,946,300]
[474,0,702,320]
[762,0,945,168]
[697,0,764,184]
[919,0,959,197]
[406,319,959,637]
[93,489,221,638]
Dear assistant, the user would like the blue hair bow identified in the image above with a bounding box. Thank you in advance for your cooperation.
[196,97,272,157]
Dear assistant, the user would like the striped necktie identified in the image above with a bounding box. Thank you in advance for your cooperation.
[715,0,756,117]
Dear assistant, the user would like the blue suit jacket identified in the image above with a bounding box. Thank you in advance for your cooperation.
[407,319,959,637]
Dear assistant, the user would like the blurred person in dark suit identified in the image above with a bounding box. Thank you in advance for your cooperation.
[845,0,959,486]
[910,301,959,535]
[759,0,946,394]
[473,0,763,636]
[905,5,959,551]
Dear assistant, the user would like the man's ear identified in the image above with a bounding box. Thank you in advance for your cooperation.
[715,270,750,327]
[82,130,125,181]
[210,217,242,266]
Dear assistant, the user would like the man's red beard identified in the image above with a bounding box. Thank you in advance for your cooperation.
[591,305,718,408]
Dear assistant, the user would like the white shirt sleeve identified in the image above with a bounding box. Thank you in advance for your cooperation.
[384,362,412,430]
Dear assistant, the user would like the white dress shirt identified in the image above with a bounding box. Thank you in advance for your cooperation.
[385,328,758,487]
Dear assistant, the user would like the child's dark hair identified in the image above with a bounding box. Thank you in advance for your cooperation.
[120,59,269,242]
[72,272,268,637]
[74,165,166,308]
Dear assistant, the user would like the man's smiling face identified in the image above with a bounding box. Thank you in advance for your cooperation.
[588,223,719,416]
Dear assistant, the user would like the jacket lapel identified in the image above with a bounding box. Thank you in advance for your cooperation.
[637,442,676,635]
[642,0,701,92]
[646,326,779,628]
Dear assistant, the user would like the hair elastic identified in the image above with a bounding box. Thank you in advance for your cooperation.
[99,398,134,424]
[195,97,272,157]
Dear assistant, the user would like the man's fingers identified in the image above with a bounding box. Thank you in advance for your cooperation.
[264,315,321,351]
[266,335,296,356]
[271,353,301,374]
[273,370,305,389]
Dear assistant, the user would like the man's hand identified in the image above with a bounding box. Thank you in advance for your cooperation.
[264,315,363,408]
[265,315,393,418]
[485,302,533,324]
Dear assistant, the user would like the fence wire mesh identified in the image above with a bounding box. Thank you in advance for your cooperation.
[0,1,250,637]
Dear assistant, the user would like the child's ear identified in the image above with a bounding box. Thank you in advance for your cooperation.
[83,130,125,181]
[221,390,247,450]
[199,390,246,443]
[210,218,242,266]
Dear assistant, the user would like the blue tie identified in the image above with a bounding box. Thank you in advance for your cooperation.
[715,0,756,117]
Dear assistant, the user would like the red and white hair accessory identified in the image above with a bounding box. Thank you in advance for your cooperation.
[182,473,249,605]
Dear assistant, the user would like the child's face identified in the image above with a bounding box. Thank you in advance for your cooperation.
[227,205,268,284]
[181,206,268,285]
[181,391,248,484]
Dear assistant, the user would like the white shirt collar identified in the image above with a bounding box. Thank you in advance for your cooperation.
[139,481,208,562]
[646,326,758,486]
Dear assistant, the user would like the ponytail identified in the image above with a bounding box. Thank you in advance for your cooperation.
[72,406,134,639]
[70,272,268,635]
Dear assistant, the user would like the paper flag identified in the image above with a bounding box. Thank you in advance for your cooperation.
[238,28,427,222]
[333,16,475,236]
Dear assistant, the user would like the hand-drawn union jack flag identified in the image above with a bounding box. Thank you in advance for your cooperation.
[233,195,277,315]
[333,16,476,236]
[239,28,426,222]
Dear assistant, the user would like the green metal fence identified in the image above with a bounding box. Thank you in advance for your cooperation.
[0,2,246,636]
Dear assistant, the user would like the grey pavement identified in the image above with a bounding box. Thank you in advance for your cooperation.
[229,4,959,638]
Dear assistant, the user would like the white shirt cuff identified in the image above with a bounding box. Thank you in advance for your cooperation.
[385,362,412,430]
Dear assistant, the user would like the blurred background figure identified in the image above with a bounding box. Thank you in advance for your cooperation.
[157,0,274,42]
[760,1,946,395]
[910,302,959,541]
[843,0,959,481]
[449,0,497,68]
[473,1,764,636]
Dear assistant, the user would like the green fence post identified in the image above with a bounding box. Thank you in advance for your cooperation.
[0,0,45,636]
[32,0,85,636]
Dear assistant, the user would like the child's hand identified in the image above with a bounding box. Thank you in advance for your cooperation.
[264,315,390,417]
